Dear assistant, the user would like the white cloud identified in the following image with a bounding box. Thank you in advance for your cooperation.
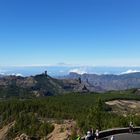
[0,69,6,75]
[69,68,87,75]
[16,73,23,77]
[121,69,140,74]
[0,72,23,77]
[11,73,23,77]
[0,72,5,75]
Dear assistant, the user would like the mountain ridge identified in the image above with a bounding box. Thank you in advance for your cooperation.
[1,72,140,98]
[61,72,140,91]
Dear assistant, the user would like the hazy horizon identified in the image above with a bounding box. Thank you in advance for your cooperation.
[1,65,140,77]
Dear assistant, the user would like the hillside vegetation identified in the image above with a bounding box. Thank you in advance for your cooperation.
[1,91,140,139]
[1,72,140,99]
[0,74,90,98]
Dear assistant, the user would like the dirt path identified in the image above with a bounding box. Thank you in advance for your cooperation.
[0,122,14,140]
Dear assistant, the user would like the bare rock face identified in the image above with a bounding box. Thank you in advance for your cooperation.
[63,72,140,92]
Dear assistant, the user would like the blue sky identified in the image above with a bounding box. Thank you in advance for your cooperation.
[0,0,140,66]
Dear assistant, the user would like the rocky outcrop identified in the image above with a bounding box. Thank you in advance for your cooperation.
[1,72,140,98]
[14,134,30,140]
[63,72,140,92]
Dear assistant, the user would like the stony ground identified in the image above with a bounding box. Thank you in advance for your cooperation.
[0,120,77,140]
[47,120,77,140]
[106,100,140,115]
[0,122,14,140]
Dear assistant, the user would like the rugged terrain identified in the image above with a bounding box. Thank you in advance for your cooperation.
[62,72,140,92]
[0,122,14,140]
[0,120,76,140]
[1,72,140,98]
[0,73,89,98]
[106,100,140,116]
[47,120,77,140]
[0,91,140,139]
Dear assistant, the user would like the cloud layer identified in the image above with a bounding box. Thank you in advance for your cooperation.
[121,69,140,74]
[69,68,87,75]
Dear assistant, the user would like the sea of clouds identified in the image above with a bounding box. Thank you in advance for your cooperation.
[1,66,140,77]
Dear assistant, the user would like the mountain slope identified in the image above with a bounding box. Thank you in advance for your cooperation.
[1,72,140,98]
[0,73,90,98]
[62,72,140,92]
